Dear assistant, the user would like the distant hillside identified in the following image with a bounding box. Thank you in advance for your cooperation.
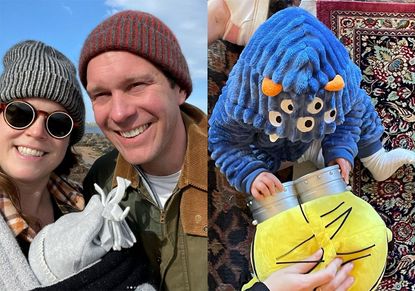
[69,133,113,184]
[85,122,103,134]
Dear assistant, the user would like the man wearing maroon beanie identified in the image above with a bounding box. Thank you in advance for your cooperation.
[80,10,207,291]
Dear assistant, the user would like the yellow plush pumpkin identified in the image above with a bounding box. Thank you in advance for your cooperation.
[244,166,392,290]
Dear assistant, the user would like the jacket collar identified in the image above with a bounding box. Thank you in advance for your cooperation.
[111,103,207,191]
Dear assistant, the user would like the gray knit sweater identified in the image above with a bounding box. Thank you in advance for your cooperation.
[0,215,40,290]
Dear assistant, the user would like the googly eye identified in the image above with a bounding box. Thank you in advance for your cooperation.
[324,108,337,123]
[269,111,283,127]
[281,99,294,114]
[297,117,315,132]
[307,97,324,114]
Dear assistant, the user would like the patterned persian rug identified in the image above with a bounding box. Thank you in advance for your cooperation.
[318,1,415,289]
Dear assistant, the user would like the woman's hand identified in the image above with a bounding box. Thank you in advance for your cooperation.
[263,249,354,291]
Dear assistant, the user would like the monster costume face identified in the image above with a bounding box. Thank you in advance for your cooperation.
[264,87,339,143]
[223,7,363,143]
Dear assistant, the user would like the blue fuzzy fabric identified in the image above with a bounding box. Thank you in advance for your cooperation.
[208,7,384,194]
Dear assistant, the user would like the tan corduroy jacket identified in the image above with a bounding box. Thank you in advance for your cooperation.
[83,103,207,291]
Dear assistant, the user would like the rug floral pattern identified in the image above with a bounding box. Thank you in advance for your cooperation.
[318,2,415,289]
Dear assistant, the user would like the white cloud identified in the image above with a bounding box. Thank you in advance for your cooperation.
[103,0,207,84]
[62,4,73,15]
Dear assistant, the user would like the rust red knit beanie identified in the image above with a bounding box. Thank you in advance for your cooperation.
[79,10,192,97]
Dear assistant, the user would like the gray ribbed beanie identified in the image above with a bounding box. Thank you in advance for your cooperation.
[0,40,85,144]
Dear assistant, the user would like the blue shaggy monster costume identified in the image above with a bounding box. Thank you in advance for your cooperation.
[209,7,415,195]
[208,7,415,291]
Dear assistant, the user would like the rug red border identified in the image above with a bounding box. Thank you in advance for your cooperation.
[317,0,415,29]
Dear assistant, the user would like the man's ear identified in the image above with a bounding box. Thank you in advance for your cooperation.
[177,88,187,105]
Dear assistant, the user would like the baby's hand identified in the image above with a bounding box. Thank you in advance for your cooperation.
[251,172,284,200]
[328,158,352,184]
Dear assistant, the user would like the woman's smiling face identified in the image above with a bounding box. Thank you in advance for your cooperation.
[0,98,70,183]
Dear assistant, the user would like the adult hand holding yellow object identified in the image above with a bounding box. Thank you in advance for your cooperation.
[245,165,392,291]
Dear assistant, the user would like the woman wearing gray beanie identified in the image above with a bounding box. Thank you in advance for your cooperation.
[0,40,85,289]
[0,40,156,290]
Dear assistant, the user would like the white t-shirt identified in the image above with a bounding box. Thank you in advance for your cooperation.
[145,171,181,208]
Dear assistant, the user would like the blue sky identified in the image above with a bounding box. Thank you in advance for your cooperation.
[0,0,207,122]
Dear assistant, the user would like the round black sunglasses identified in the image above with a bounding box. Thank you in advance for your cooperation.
[0,100,75,139]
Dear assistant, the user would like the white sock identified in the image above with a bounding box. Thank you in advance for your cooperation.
[361,148,415,181]
[298,140,325,169]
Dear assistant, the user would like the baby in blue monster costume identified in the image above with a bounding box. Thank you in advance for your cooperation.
[209,7,415,199]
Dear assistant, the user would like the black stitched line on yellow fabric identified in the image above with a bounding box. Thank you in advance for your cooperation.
[306,248,324,274]
[325,207,352,239]
[275,234,315,261]
[369,253,387,290]
[336,244,375,255]
[276,259,325,265]
[251,231,259,280]
[369,236,388,290]
[341,253,371,265]
[320,201,345,218]
[298,197,309,223]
